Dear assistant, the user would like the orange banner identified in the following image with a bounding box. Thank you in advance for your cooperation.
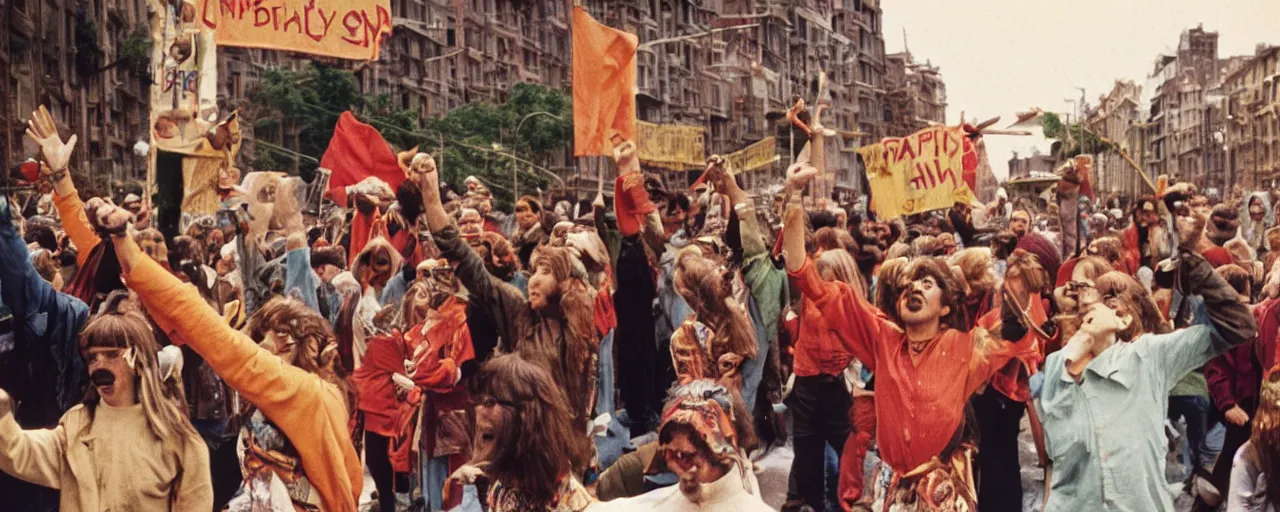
[572,5,637,156]
[197,0,392,61]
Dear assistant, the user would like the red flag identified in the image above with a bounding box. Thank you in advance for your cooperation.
[572,6,637,156]
[320,111,405,205]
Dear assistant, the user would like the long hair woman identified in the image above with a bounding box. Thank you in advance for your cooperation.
[98,202,363,512]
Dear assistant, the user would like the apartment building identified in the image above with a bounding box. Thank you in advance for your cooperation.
[1086,80,1147,196]
[1,0,152,191]
[1222,44,1280,190]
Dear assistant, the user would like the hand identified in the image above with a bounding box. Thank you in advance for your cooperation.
[0,388,9,418]
[416,158,441,205]
[1164,182,1196,198]
[611,140,640,175]
[25,105,77,174]
[448,463,488,485]
[286,233,306,252]
[1225,405,1250,426]
[92,203,134,236]
[786,161,819,190]
[592,191,606,210]
[397,146,420,175]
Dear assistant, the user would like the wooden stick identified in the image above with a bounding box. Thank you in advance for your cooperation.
[978,129,1034,136]
[974,116,1001,131]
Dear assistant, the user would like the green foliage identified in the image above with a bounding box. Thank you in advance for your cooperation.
[249,66,573,204]
[1040,112,1113,159]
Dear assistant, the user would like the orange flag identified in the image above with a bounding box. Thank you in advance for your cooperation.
[572,6,637,156]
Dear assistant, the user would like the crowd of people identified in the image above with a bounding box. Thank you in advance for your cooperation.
[0,97,1277,512]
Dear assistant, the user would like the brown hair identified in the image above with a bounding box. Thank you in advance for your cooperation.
[873,257,909,314]
[31,250,59,284]
[1217,263,1253,299]
[1250,370,1280,503]
[1088,236,1125,267]
[1006,249,1049,295]
[473,354,591,504]
[244,298,355,414]
[1071,256,1114,283]
[897,257,963,329]
[816,248,860,286]
[526,246,598,421]
[950,247,996,296]
[81,293,199,454]
[673,249,758,362]
[1094,271,1169,341]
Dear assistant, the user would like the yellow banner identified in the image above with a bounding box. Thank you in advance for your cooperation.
[858,126,975,220]
[197,0,392,61]
[725,137,779,173]
[637,120,705,170]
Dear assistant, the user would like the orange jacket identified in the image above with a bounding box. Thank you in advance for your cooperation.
[127,256,363,512]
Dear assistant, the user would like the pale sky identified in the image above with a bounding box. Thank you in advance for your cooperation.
[881,0,1280,180]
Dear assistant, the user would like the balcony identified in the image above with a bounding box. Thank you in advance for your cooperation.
[11,8,36,39]
[490,12,521,39]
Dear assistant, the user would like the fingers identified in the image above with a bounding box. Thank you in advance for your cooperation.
[65,134,77,150]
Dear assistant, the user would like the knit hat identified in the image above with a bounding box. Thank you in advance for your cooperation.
[1207,204,1240,246]
[1016,232,1061,283]
[310,246,347,270]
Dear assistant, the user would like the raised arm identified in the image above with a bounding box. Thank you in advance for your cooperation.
[0,198,88,339]
[0,390,66,490]
[782,206,886,369]
[27,105,96,265]
[1149,251,1259,384]
[110,232,361,510]
[416,154,527,349]
[283,235,320,311]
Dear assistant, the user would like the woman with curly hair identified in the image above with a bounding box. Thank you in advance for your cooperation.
[670,248,758,392]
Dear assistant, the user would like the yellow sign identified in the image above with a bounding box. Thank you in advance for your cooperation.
[637,121,705,170]
[858,126,975,220]
[197,0,392,61]
[725,137,779,173]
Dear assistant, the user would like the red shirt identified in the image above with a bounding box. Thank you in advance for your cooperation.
[789,259,1034,472]
[981,297,1049,402]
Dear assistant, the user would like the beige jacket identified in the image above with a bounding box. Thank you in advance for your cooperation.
[0,403,212,511]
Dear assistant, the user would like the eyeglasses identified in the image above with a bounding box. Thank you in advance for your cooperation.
[83,348,126,365]
[664,447,700,467]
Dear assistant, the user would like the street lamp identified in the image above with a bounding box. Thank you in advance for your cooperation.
[511,111,563,197]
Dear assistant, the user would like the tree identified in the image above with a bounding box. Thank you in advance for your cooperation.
[249,63,421,177]
[248,66,573,207]
[1040,112,1113,160]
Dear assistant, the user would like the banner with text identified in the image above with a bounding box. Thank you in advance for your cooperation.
[725,137,779,173]
[858,126,976,220]
[637,121,706,170]
[198,0,392,61]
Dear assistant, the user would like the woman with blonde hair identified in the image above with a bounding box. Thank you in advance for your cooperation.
[1227,369,1280,511]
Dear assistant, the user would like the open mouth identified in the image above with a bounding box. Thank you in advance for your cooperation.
[904,294,925,312]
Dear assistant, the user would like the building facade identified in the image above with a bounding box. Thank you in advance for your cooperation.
[1,0,152,192]
[1221,44,1280,191]
[1086,80,1147,197]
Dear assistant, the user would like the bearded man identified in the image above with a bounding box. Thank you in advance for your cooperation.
[0,292,212,511]
[1038,202,1257,511]
[780,204,1039,510]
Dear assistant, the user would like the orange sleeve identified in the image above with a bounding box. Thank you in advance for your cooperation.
[788,258,887,372]
[51,188,100,267]
[126,257,363,511]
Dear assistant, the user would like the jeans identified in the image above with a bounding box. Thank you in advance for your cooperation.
[786,374,852,510]
[1168,395,1211,471]
[366,431,410,512]
[193,418,241,511]
[972,387,1025,512]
